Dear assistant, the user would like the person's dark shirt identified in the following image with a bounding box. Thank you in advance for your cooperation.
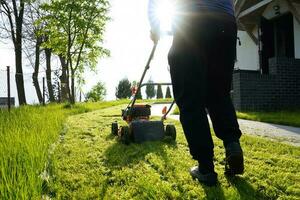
[148,0,235,34]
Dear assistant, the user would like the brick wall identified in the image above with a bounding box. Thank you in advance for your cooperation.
[232,58,300,111]
[0,97,15,108]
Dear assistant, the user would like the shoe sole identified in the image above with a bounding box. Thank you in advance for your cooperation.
[225,153,244,175]
[190,172,217,186]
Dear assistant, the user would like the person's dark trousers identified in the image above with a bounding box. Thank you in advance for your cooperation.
[168,11,242,167]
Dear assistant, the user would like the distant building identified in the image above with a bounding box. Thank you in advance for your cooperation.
[0,97,15,108]
[233,0,300,110]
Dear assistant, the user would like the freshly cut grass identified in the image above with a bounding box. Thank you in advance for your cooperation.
[0,101,127,199]
[47,105,300,199]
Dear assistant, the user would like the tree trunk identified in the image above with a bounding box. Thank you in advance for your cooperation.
[32,37,43,104]
[45,48,55,102]
[14,1,26,105]
[15,45,26,105]
[70,69,75,104]
[59,55,70,102]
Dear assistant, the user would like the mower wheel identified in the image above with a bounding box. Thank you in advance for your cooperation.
[120,126,131,145]
[111,122,118,136]
[165,124,176,141]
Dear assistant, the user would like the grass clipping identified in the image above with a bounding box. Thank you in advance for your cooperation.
[44,104,300,199]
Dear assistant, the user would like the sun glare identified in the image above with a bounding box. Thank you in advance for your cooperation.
[155,0,176,32]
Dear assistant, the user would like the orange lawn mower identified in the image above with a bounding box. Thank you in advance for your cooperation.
[111,43,176,144]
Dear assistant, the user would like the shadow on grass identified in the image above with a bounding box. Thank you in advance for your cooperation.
[203,183,226,200]
[103,137,177,168]
[225,176,270,200]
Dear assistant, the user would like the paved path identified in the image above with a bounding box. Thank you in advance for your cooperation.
[151,103,300,146]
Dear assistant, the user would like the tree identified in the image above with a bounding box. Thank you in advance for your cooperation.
[0,0,27,105]
[145,79,156,99]
[45,47,55,102]
[86,81,106,102]
[156,84,163,99]
[40,0,110,103]
[132,81,142,99]
[115,78,131,99]
[165,86,172,98]
[23,1,53,103]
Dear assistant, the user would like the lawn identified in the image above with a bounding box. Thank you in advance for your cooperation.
[44,104,300,199]
[236,110,300,128]
[173,106,300,128]
[0,100,129,199]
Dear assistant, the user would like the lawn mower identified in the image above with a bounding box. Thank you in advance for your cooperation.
[111,43,176,144]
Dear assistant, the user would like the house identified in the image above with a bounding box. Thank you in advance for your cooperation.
[233,0,300,110]
[0,97,15,108]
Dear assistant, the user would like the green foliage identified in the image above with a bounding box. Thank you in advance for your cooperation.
[46,105,300,199]
[146,79,156,99]
[86,81,107,102]
[156,84,163,99]
[115,78,132,99]
[165,86,172,98]
[39,0,110,102]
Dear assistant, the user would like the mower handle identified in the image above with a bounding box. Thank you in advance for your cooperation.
[126,43,158,112]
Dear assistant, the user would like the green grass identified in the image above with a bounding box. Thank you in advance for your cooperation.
[237,110,300,127]
[173,105,180,115]
[173,106,300,127]
[45,104,300,199]
[0,100,128,199]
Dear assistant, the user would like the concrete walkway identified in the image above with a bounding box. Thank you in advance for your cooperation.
[151,103,300,146]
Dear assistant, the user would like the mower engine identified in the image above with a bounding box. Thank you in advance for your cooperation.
[122,104,151,123]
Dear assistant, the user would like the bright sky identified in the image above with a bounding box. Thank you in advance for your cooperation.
[0,0,173,104]
[87,0,173,100]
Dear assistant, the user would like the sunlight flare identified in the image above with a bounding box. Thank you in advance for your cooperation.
[154,0,176,32]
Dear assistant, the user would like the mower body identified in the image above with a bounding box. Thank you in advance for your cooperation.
[111,104,176,144]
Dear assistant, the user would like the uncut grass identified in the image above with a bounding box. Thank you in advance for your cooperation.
[237,110,300,128]
[174,106,300,128]
[48,105,300,199]
[0,100,128,199]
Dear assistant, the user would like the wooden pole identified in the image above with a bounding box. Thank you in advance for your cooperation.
[58,82,61,103]
[7,66,11,112]
[43,77,45,106]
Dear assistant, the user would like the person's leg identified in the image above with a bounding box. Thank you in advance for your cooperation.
[168,34,215,174]
[204,14,244,175]
[205,15,242,145]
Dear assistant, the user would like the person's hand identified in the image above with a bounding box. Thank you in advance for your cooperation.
[150,30,160,44]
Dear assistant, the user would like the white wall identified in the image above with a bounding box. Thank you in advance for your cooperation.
[262,0,289,19]
[235,31,259,71]
[236,0,300,71]
[294,16,300,59]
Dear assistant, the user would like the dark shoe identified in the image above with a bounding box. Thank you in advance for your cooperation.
[225,142,244,176]
[190,166,218,186]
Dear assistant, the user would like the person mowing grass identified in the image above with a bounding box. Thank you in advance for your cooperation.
[148,0,244,186]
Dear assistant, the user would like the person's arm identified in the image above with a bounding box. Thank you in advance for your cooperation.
[148,0,160,43]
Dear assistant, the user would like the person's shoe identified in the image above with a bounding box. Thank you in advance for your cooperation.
[224,142,244,176]
[190,166,218,186]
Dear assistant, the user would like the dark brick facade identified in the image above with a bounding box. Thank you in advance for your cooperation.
[232,57,300,111]
[0,97,15,108]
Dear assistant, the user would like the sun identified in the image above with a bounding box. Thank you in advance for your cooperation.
[154,0,176,33]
